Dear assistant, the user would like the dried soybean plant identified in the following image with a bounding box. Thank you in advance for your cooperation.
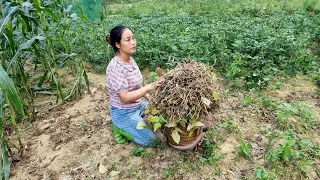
[149,59,219,125]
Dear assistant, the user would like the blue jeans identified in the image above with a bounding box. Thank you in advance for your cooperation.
[110,101,157,147]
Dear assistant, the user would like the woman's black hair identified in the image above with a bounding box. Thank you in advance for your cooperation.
[106,25,130,52]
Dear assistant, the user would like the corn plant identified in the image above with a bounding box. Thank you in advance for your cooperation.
[0,0,89,121]
[0,1,89,178]
[0,65,25,180]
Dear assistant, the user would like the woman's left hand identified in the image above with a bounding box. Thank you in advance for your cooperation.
[146,78,165,91]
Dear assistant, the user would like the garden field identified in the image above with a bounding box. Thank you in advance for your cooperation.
[1,0,320,179]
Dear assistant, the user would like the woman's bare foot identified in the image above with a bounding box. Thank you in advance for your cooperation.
[155,130,167,144]
[203,111,213,128]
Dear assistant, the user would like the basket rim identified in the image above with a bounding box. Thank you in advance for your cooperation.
[168,131,204,150]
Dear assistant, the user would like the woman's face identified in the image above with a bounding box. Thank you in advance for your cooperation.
[116,29,136,55]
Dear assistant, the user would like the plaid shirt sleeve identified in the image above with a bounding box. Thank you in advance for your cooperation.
[106,64,129,93]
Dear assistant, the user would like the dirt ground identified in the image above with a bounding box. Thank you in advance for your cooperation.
[8,71,320,180]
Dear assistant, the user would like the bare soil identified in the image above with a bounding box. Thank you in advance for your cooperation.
[9,71,320,180]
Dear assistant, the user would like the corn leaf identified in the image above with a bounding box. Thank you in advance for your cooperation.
[0,6,19,34]
[0,65,25,116]
[0,91,4,180]
[8,36,46,70]
[2,141,10,180]
[75,4,89,20]
[0,148,3,180]
[32,3,58,22]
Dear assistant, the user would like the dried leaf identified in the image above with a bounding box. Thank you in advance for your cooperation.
[151,108,160,115]
[151,116,160,123]
[172,130,180,144]
[98,164,107,174]
[109,170,120,177]
[165,121,176,127]
[148,115,154,122]
[201,96,212,107]
[187,124,194,131]
[136,121,146,129]
[194,121,205,127]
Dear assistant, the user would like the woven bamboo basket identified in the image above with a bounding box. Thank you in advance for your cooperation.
[165,124,204,150]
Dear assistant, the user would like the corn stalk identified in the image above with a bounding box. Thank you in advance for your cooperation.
[0,65,25,180]
[0,0,89,178]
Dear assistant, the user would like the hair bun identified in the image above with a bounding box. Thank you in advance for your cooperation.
[106,35,112,45]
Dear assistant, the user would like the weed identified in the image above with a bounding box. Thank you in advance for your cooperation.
[276,102,317,133]
[131,146,148,158]
[243,96,254,105]
[270,81,282,90]
[257,92,276,110]
[265,131,319,177]
[200,129,223,167]
[255,167,276,180]
[237,141,252,158]
[164,164,178,177]
[149,138,167,150]
[225,117,241,133]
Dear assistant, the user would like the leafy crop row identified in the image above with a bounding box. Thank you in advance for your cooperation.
[74,8,320,88]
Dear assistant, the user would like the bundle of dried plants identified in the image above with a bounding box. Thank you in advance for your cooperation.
[145,59,220,144]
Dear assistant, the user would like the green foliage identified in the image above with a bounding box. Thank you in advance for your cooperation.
[237,141,252,157]
[0,66,25,180]
[243,96,254,105]
[225,116,240,133]
[94,8,319,88]
[200,130,222,166]
[131,146,148,158]
[266,131,319,176]
[311,67,320,87]
[276,102,318,133]
[68,0,320,89]
[148,71,159,83]
[255,167,277,180]
[164,164,178,177]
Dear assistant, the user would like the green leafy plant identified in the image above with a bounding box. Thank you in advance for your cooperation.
[131,146,148,158]
[237,141,252,157]
[265,132,319,176]
[255,167,276,180]
[1,0,90,121]
[276,102,318,133]
[200,130,222,166]
[148,71,159,83]
[0,65,25,180]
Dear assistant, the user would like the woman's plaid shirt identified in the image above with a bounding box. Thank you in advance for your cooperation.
[106,56,143,109]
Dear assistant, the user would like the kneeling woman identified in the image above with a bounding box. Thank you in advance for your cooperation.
[106,26,164,146]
